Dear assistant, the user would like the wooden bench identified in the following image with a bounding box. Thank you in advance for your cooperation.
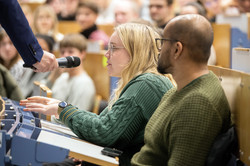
[83,52,110,101]
[208,65,250,165]
[58,21,114,37]
[58,21,82,34]
[212,23,231,68]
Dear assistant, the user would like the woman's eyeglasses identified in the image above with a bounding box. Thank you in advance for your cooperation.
[107,44,125,56]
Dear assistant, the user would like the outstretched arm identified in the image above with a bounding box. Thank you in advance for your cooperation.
[0,0,58,72]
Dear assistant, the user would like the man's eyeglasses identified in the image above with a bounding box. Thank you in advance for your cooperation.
[107,44,125,56]
[155,38,178,51]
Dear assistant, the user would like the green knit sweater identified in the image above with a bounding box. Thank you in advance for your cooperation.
[59,73,173,165]
[131,71,231,166]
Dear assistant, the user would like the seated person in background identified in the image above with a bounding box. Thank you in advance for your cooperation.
[58,0,79,21]
[76,1,110,48]
[33,4,64,47]
[114,0,140,26]
[149,0,176,29]
[0,30,27,84]
[203,0,223,22]
[131,14,232,166]
[0,64,23,101]
[19,34,55,98]
[45,0,63,19]
[40,33,96,112]
[94,0,116,24]
[20,23,174,166]
[179,1,217,65]
[235,0,250,12]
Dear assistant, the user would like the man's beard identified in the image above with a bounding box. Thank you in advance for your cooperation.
[157,63,167,74]
[157,53,173,74]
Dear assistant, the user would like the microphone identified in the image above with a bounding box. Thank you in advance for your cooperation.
[57,56,81,68]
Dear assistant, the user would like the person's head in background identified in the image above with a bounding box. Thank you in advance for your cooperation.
[92,0,112,12]
[235,0,250,12]
[149,0,175,29]
[45,0,63,17]
[130,18,164,37]
[59,0,79,20]
[20,4,33,27]
[176,0,198,8]
[175,0,202,14]
[0,30,20,70]
[35,34,55,53]
[105,23,161,106]
[179,1,207,17]
[76,2,99,32]
[59,33,87,73]
[114,0,140,26]
[203,0,222,22]
[33,5,63,42]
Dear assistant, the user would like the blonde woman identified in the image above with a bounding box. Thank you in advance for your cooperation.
[20,23,174,166]
[33,4,63,43]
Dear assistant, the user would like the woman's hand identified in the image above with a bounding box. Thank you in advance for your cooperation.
[20,96,61,116]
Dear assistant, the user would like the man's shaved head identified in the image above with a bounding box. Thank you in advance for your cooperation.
[164,14,213,63]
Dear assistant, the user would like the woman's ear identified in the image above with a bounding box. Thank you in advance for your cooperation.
[174,41,183,59]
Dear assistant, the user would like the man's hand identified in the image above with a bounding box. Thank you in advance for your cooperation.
[33,51,59,72]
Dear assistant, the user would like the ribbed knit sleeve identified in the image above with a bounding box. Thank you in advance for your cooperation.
[59,73,173,149]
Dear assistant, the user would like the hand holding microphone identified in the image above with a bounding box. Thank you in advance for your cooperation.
[24,51,81,71]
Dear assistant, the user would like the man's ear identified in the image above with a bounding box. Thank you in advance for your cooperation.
[174,41,183,59]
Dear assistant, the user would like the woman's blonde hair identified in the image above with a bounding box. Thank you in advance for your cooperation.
[108,23,162,109]
[33,5,59,40]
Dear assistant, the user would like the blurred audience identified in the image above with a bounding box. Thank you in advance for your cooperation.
[19,34,55,98]
[0,30,27,84]
[149,0,175,29]
[58,0,79,20]
[114,0,140,26]
[94,0,116,24]
[45,0,63,18]
[175,0,199,14]
[76,1,109,47]
[236,0,250,12]
[0,64,24,101]
[33,4,64,43]
[203,0,222,22]
[179,1,207,17]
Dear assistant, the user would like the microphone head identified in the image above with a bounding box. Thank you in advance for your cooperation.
[66,56,81,68]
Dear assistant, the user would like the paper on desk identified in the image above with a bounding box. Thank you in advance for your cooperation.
[37,130,119,165]
[40,120,77,137]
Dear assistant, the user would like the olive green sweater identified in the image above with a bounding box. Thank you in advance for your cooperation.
[132,71,231,166]
[59,73,173,165]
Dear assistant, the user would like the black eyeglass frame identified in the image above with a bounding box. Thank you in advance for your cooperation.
[155,38,179,50]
